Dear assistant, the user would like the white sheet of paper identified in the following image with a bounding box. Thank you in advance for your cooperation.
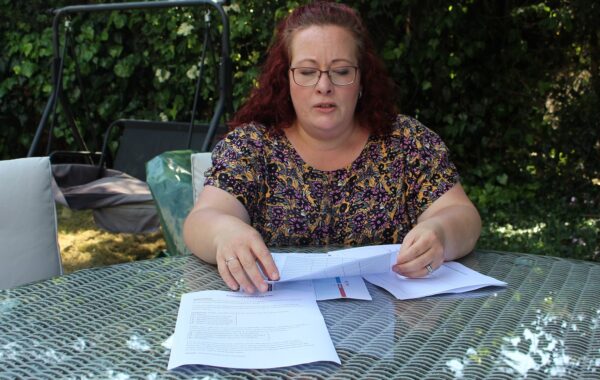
[271,244,400,282]
[167,289,340,370]
[312,276,372,300]
[270,276,370,300]
[363,261,507,300]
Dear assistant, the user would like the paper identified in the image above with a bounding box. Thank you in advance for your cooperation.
[167,289,340,370]
[268,244,506,300]
[271,276,372,301]
[363,261,507,300]
[312,276,372,301]
[271,244,400,282]
[166,246,508,371]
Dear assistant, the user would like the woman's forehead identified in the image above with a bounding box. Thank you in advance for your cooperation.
[289,25,358,64]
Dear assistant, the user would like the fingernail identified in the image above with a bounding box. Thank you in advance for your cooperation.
[271,271,280,280]
[260,283,268,292]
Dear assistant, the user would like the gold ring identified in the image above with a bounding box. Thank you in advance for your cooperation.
[425,264,434,274]
[225,257,237,264]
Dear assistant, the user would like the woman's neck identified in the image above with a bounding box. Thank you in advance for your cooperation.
[284,121,369,171]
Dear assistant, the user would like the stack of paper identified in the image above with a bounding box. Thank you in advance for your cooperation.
[168,289,340,370]
[271,244,506,300]
[168,244,507,370]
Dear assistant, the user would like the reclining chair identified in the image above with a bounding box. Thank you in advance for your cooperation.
[27,0,232,234]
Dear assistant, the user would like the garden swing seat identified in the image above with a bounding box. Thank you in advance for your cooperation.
[28,0,232,233]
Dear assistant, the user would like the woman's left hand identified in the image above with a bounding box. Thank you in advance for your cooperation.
[393,220,445,278]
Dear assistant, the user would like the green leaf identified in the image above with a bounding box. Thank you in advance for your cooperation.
[114,55,138,78]
[496,174,508,186]
[111,12,127,29]
[21,42,33,56]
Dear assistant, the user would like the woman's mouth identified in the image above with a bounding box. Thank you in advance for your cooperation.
[314,103,336,109]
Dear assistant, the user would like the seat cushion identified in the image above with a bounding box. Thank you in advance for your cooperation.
[0,157,62,289]
[191,152,213,202]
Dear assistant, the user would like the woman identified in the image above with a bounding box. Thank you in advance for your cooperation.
[183,1,481,293]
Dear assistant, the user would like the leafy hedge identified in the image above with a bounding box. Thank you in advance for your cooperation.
[1,0,598,257]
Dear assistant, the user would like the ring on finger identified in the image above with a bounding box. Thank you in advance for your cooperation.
[225,256,238,265]
[425,264,434,274]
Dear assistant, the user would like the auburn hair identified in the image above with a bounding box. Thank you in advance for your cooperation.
[229,1,397,134]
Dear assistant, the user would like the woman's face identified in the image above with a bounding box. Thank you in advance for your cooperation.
[288,25,361,137]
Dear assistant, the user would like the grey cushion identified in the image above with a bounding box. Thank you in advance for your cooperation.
[191,152,213,202]
[51,163,160,233]
[0,157,62,289]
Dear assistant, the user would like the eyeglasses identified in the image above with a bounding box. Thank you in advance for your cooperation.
[289,66,358,87]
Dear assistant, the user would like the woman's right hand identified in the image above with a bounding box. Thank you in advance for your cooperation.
[213,220,279,293]
[183,185,279,294]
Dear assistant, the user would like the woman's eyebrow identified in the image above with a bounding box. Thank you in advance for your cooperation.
[292,58,356,66]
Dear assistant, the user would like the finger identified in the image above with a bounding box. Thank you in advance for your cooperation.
[225,255,257,293]
[394,240,434,275]
[251,241,279,281]
[400,265,432,278]
[396,236,429,267]
[218,258,240,291]
[237,251,269,293]
[396,234,419,264]
[394,254,431,276]
[395,241,445,277]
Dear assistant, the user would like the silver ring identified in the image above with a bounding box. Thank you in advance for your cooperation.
[225,257,237,264]
[425,264,434,274]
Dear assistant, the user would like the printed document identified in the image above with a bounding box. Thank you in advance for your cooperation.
[271,244,399,282]
[363,261,507,300]
[167,289,340,370]
[269,245,505,300]
[271,276,372,301]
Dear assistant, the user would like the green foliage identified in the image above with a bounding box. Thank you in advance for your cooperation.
[226,1,303,109]
[1,1,226,155]
[0,0,598,258]
[477,192,599,262]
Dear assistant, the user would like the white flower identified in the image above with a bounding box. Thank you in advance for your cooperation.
[177,22,194,36]
[159,112,168,122]
[186,64,199,80]
[155,68,171,83]
[224,4,241,13]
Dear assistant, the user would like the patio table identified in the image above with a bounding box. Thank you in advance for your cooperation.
[1,250,599,379]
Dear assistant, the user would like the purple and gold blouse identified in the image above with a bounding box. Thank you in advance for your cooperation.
[205,114,459,247]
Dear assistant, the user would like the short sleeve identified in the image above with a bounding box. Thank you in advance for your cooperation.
[204,124,266,216]
[397,116,460,221]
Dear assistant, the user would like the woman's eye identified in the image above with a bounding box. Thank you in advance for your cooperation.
[299,69,318,76]
[332,68,350,76]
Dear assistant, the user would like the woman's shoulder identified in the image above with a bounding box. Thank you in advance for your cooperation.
[389,114,429,136]
[224,122,270,144]
[215,122,280,153]
[387,114,447,149]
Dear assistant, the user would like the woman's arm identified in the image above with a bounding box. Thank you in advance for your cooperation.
[393,182,481,277]
[183,185,279,293]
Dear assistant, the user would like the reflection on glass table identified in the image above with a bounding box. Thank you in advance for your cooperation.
[1,249,599,379]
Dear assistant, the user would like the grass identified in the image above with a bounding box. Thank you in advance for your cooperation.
[57,194,599,273]
[57,205,166,273]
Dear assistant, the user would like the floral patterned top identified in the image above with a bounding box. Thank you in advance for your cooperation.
[205,114,459,247]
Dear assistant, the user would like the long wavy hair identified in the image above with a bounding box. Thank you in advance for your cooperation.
[230,1,397,134]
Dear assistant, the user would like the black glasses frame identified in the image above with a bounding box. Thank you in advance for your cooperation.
[289,66,359,87]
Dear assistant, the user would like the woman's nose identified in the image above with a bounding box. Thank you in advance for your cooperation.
[315,72,333,93]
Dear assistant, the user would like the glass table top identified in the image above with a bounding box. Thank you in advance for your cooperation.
[1,250,599,379]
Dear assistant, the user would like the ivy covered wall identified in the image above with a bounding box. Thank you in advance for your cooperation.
[1,0,598,209]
